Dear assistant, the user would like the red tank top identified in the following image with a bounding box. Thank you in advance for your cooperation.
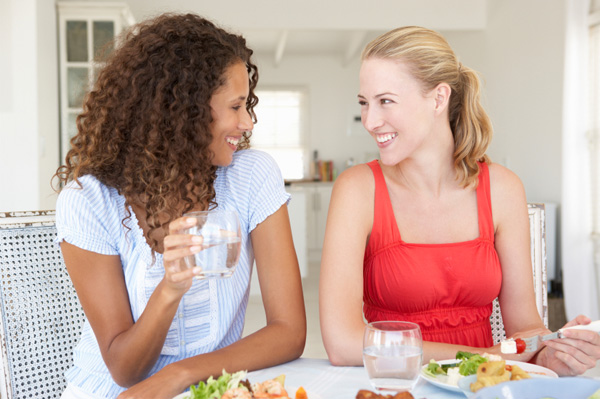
[363,161,502,347]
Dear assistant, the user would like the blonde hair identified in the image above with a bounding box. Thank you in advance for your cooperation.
[362,26,492,187]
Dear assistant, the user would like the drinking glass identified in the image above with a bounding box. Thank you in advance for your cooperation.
[182,210,242,279]
[363,321,423,393]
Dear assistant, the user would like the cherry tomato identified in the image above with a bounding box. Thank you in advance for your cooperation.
[515,338,526,354]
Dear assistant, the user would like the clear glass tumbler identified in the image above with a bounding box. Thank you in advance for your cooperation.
[182,210,241,279]
[363,321,423,393]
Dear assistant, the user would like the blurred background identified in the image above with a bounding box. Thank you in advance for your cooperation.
[0,0,598,331]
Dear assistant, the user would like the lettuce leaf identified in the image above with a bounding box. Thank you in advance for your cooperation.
[423,360,445,377]
[457,354,488,376]
[189,369,248,399]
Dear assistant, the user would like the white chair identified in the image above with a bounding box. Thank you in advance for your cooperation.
[490,203,549,344]
[0,210,85,399]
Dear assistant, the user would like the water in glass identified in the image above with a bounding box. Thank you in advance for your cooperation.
[363,321,423,393]
[183,210,242,279]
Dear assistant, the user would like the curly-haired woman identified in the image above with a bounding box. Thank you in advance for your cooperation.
[54,13,306,399]
[319,26,600,375]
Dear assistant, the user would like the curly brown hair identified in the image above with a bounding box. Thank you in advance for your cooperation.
[53,13,259,252]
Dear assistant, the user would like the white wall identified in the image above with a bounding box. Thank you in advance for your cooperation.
[0,0,59,212]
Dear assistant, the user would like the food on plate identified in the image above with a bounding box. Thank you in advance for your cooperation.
[356,389,414,399]
[294,387,307,399]
[189,370,305,399]
[423,351,501,386]
[500,337,527,354]
[469,360,531,393]
[469,360,510,392]
[507,364,530,381]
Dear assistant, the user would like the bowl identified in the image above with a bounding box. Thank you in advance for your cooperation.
[457,370,555,397]
[469,377,600,399]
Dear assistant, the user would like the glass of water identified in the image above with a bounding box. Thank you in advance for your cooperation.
[182,210,242,279]
[363,321,423,393]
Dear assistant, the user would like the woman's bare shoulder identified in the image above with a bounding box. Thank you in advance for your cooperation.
[487,162,525,195]
[487,162,527,220]
[334,163,374,191]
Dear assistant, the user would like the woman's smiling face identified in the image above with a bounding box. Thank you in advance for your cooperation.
[208,61,254,167]
[358,57,437,166]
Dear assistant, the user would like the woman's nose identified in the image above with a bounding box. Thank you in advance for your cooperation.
[240,108,254,131]
[362,108,383,132]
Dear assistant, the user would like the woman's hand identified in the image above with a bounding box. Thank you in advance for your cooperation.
[116,363,189,399]
[535,315,600,376]
[161,216,203,296]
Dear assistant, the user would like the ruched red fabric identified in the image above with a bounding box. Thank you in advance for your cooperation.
[363,161,502,348]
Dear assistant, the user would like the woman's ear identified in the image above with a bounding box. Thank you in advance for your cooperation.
[433,83,451,113]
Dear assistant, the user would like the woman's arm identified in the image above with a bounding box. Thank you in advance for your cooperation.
[490,163,546,337]
[117,204,306,399]
[319,165,374,365]
[61,217,202,387]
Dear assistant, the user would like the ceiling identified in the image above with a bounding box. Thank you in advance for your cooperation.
[109,0,488,67]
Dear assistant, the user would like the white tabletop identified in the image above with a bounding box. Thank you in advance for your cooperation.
[247,358,465,399]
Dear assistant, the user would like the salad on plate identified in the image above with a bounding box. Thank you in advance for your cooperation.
[175,370,307,399]
[422,351,494,388]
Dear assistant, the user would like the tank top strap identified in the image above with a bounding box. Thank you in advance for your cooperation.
[476,162,494,241]
[366,160,401,245]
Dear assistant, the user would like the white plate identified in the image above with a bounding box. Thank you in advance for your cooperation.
[420,359,464,392]
[420,359,558,393]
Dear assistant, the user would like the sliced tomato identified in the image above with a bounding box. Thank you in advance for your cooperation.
[515,338,526,354]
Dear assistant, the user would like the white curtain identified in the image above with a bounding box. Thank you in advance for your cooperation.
[562,0,600,321]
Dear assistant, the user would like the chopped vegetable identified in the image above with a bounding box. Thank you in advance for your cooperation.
[189,370,248,399]
[295,386,307,399]
[424,360,446,377]
[456,353,488,376]
[273,374,286,387]
[515,338,526,354]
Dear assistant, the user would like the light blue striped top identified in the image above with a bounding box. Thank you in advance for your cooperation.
[55,149,290,398]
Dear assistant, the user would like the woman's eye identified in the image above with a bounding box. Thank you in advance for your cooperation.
[232,106,242,111]
[358,100,367,106]
[380,99,393,105]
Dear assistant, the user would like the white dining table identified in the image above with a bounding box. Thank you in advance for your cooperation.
[246,357,466,399]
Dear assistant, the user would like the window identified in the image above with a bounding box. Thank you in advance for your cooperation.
[57,2,134,161]
[252,89,307,181]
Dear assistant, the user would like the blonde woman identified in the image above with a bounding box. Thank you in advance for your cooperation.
[319,26,600,376]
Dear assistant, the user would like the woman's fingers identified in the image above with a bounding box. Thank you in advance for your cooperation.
[166,265,202,282]
[561,314,592,329]
[168,216,197,234]
[543,322,600,375]
[164,233,202,251]
[162,242,202,264]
